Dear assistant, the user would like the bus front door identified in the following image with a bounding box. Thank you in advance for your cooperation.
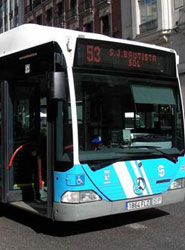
[5,77,48,214]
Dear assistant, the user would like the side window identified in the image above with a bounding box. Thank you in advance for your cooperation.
[11,86,38,140]
[55,74,73,169]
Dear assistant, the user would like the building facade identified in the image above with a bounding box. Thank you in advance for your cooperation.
[121,0,185,105]
[24,0,122,38]
[0,0,24,33]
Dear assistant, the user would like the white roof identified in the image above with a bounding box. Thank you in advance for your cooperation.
[0,24,176,59]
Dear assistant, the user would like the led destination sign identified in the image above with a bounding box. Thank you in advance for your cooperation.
[109,49,157,68]
[75,38,176,77]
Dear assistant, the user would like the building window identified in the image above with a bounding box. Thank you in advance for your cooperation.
[36,14,42,24]
[57,2,64,20]
[46,8,52,25]
[70,0,77,9]
[14,15,19,27]
[57,2,65,26]
[58,2,64,16]
[15,0,18,8]
[84,22,93,32]
[28,0,33,8]
[139,0,157,33]
[101,15,110,35]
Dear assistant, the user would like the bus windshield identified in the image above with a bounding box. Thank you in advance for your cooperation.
[74,72,184,163]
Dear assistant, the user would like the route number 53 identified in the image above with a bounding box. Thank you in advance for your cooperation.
[86,45,101,63]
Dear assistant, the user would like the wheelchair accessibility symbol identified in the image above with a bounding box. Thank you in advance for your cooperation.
[75,175,85,185]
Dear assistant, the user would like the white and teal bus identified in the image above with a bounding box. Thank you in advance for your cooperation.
[0,24,184,221]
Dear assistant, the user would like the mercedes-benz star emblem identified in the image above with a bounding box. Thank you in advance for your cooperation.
[133,177,146,195]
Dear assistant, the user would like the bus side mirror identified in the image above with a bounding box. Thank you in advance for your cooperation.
[49,72,66,100]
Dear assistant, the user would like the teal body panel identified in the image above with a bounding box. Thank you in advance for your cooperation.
[54,157,185,202]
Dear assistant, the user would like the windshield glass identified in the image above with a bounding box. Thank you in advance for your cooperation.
[74,72,184,162]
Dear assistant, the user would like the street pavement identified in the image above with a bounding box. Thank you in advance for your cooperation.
[0,200,184,250]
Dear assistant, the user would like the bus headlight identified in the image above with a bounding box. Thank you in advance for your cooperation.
[61,190,101,203]
[169,178,185,190]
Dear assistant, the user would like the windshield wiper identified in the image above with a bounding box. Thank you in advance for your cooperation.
[125,145,179,164]
[89,146,180,171]
[89,157,131,171]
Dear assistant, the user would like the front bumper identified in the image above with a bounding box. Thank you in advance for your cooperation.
[53,188,185,221]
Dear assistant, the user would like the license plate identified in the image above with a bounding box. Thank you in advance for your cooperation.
[126,196,162,211]
[152,196,162,206]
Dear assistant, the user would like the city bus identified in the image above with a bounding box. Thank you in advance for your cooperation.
[0,24,184,221]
